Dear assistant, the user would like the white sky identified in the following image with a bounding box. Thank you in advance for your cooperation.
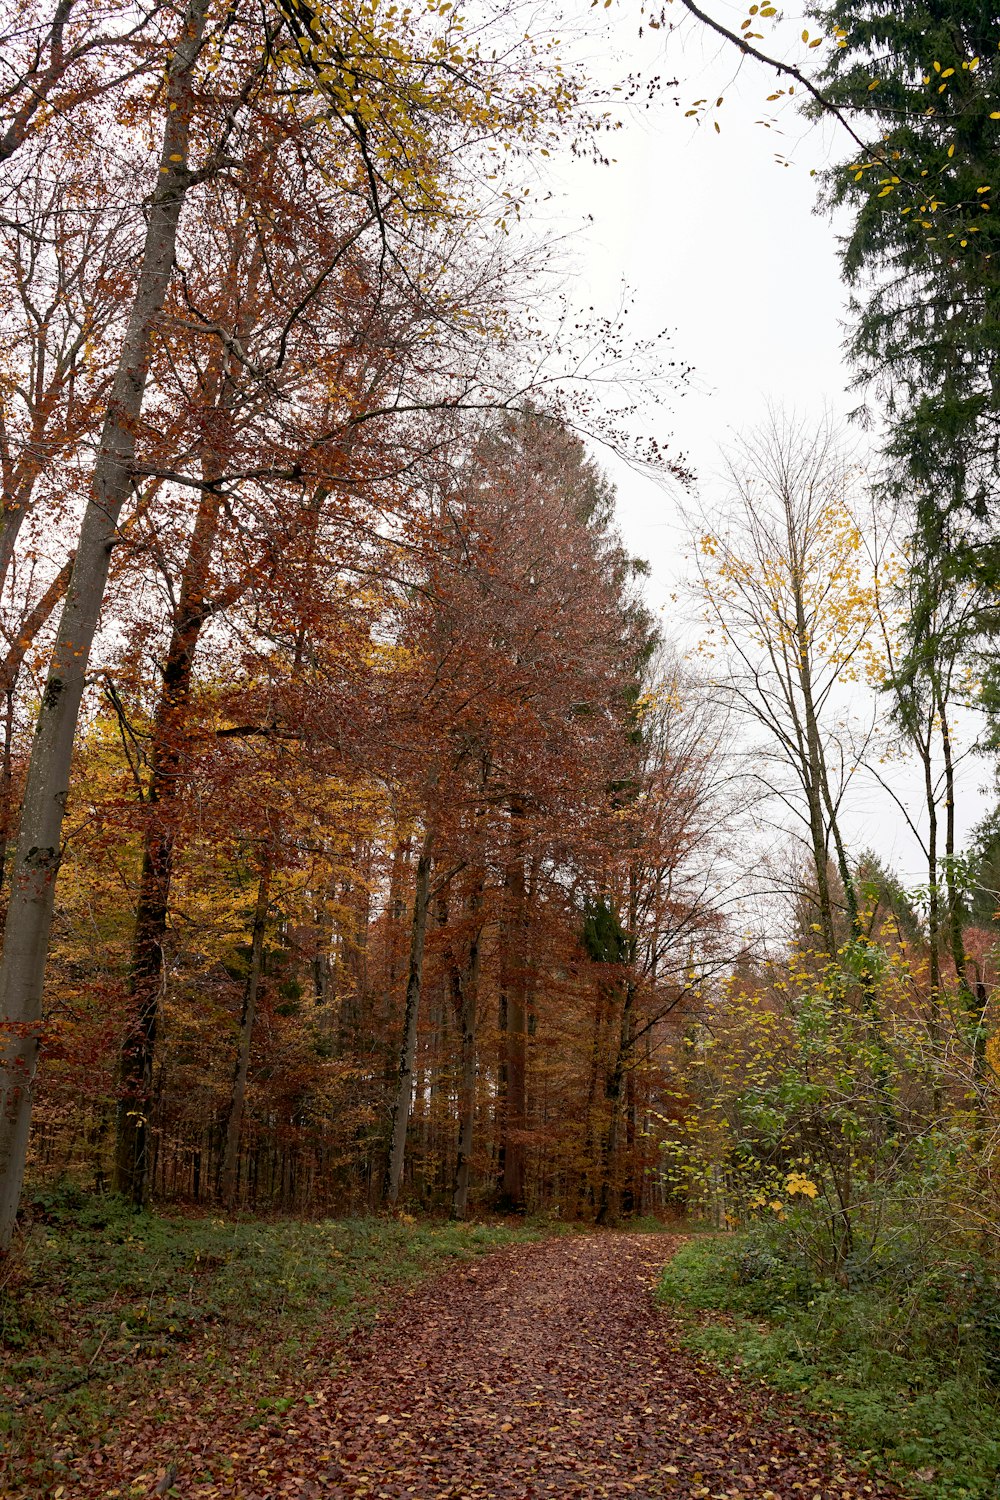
[542,2,993,891]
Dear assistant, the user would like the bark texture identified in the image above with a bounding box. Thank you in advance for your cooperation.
[0,0,209,1246]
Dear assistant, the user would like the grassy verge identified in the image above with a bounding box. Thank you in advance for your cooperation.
[658,1233,1000,1500]
[0,1184,542,1497]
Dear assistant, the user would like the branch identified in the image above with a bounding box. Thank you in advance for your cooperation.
[674,0,891,167]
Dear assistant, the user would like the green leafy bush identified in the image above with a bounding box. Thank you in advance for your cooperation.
[660,1233,1000,1500]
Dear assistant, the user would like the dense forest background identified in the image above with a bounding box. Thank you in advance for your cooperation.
[2,0,1000,1288]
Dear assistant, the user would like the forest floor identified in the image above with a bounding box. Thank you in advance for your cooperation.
[9,1226,911,1500]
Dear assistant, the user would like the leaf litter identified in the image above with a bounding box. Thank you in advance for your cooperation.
[61,1233,906,1499]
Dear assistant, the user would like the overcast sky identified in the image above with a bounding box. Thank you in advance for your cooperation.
[542,3,991,889]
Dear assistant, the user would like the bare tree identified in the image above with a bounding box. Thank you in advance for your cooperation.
[692,411,884,956]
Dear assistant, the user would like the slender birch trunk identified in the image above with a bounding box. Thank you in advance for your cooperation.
[0,0,210,1247]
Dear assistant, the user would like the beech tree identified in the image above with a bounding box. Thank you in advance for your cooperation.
[0,0,599,1243]
[372,410,649,1208]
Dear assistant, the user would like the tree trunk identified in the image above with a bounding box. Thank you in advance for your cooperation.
[939,697,968,992]
[577,982,606,1217]
[500,827,527,1212]
[0,0,209,1248]
[919,726,943,1063]
[792,586,846,954]
[220,861,271,1210]
[597,972,637,1226]
[385,828,433,1205]
[113,214,260,1203]
[0,555,74,892]
[113,487,224,1205]
[452,881,483,1221]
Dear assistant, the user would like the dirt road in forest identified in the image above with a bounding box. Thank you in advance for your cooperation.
[79,1233,908,1499]
[237,1232,903,1500]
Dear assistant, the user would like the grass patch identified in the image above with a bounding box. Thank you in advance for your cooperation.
[0,1183,540,1497]
[659,1233,1000,1500]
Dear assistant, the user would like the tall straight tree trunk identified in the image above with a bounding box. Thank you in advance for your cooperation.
[500,814,527,1212]
[114,223,258,1204]
[939,697,968,992]
[113,482,226,1204]
[452,880,483,1221]
[597,868,639,1226]
[596,979,635,1226]
[220,860,271,1209]
[918,725,942,1033]
[577,982,607,1217]
[793,595,843,957]
[370,836,411,1205]
[0,0,210,1248]
[385,827,433,1205]
[624,1048,639,1215]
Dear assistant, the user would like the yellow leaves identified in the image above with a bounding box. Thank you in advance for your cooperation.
[985,1031,1000,1080]
[785,1172,819,1199]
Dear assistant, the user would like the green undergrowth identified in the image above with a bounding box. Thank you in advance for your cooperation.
[0,1183,541,1496]
[659,1233,1000,1500]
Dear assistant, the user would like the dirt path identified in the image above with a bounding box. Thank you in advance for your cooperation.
[82,1233,907,1499]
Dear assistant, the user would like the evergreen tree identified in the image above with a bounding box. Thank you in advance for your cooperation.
[811,1,1000,530]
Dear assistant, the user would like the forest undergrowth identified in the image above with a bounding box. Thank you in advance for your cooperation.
[0,1188,550,1497]
[2,1209,909,1500]
[660,1232,1000,1500]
